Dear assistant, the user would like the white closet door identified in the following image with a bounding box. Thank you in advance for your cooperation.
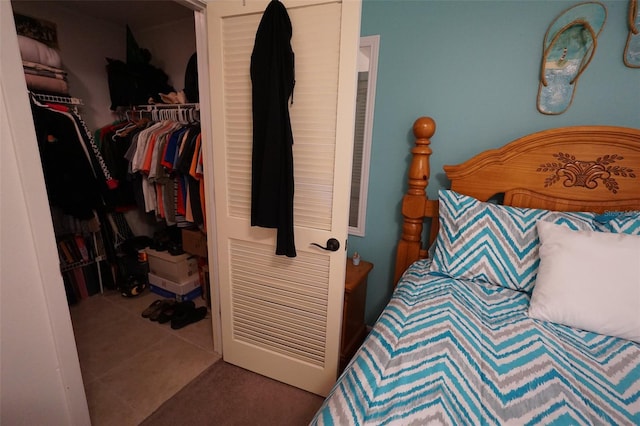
[208,0,361,396]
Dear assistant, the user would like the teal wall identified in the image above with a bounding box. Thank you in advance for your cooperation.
[351,0,639,325]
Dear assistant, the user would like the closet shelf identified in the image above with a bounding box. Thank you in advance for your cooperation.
[60,255,106,273]
[31,92,83,106]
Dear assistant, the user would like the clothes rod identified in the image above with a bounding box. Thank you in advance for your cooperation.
[137,103,199,111]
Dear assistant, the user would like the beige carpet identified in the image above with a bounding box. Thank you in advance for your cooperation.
[140,360,325,425]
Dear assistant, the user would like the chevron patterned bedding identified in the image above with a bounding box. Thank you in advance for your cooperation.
[311,260,640,425]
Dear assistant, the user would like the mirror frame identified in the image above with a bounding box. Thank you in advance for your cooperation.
[349,35,379,237]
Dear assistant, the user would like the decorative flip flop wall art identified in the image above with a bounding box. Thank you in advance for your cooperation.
[537,2,607,115]
[625,0,640,67]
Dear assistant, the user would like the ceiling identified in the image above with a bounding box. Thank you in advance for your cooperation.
[53,1,194,31]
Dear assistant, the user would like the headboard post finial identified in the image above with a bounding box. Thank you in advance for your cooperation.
[394,117,436,286]
[413,116,436,140]
[408,117,435,196]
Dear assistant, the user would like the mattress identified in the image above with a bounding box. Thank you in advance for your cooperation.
[312,260,640,425]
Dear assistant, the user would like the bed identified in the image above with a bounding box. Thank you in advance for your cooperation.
[311,117,640,425]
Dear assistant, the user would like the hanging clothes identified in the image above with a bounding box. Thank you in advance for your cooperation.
[99,118,148,211]
[97,111,205,230]
[250,0,296,257]
[30,99,107,220]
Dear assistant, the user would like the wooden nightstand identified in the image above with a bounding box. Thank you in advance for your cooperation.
[340,258,373,372]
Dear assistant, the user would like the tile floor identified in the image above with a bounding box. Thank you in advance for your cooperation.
[69,289,220,426]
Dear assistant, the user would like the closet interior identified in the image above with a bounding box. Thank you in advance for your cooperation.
[10,1,219,424]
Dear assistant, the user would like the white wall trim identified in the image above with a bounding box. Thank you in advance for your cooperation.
[193,6,223,355]
[176,0,208,11]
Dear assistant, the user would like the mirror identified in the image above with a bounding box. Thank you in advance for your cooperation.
[349,35,379,237]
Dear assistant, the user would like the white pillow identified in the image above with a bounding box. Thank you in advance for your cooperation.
[528,220,640,343]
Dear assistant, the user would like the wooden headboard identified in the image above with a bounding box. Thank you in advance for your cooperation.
[394,116,640,285]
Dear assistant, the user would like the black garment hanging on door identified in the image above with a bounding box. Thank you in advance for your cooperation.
[250,0,296,257]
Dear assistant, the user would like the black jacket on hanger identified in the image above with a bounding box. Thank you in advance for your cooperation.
[31,102,103,220]
[250,0,296,257]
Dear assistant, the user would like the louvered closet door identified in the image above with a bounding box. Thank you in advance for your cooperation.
[207,0,361,396]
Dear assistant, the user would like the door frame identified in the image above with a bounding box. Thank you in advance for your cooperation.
[185,0,224,359]
[1,3,91,423]
[1,0,221,422]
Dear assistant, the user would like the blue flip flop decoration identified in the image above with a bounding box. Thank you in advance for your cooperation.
[625,0,640,67]
[537,2,607,115]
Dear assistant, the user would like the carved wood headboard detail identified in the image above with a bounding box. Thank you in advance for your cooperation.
[394,117,640,286]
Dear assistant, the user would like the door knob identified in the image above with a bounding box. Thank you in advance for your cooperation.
[310,238,340,252]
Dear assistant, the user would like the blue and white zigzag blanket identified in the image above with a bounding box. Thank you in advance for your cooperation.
[312,260,640,425]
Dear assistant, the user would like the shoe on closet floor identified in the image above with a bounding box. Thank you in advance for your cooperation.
[141,299,164,318]
[157,299,193,324]
[171,301,207,330]
[149,299,176,322]
[142,298,173,319]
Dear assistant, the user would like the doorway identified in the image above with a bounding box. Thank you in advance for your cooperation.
[3,0,220,423]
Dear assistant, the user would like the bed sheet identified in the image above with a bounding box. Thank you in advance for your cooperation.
[312,260,640,425]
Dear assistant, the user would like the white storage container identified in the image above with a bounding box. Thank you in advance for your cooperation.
[148,272,200,296]
[146,248,198,283]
